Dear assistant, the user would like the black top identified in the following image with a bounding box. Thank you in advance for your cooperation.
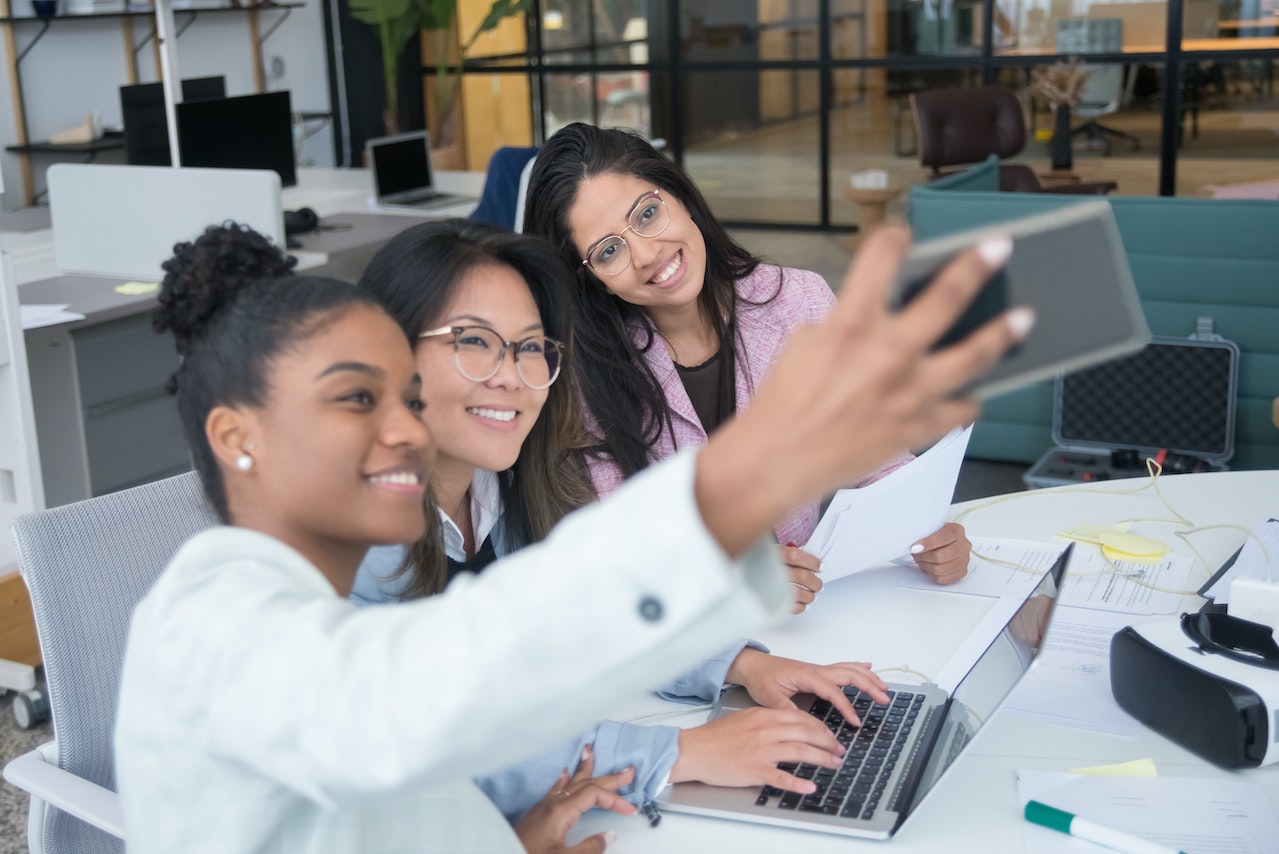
[447,534,498,583]
[675,351,729,434]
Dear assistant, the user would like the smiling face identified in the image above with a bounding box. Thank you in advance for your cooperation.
[414,262,551,494]
[567,172,708,320]
[224,304,434,575]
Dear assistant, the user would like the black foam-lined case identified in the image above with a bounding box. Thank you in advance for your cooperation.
[1023,329,1238,489]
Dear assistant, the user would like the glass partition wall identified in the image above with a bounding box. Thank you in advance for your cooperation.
[461,0,1278,229]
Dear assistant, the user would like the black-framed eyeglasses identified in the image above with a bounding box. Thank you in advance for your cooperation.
[580,190,670,276]
[418,325,564,390]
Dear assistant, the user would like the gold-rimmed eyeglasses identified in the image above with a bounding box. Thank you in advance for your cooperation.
[418,325,564,390]
[580,190,670,276]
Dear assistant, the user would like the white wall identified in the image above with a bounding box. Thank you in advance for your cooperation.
[0,0,336,211]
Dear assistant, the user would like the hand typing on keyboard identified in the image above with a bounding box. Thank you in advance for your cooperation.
[724,648,891,725]
[759,688,928,821]
[668,706,846,793]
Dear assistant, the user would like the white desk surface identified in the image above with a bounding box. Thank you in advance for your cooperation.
[571,469,1279,852]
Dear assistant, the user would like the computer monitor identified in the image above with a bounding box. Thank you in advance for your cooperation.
[176,91,297,187]
[120,76,227,167]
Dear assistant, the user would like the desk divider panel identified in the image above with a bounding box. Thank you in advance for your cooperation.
[48,164,284,281]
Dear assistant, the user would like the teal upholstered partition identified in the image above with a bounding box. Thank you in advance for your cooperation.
[908,169,1279,470]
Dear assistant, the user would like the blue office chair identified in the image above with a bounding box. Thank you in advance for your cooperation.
[468,146,540,232]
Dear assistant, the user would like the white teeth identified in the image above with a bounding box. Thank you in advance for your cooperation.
[652,252,681,284]
[367,472,420,485]
[468,407,516,422]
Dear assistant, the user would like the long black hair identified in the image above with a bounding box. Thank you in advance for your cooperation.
[522,123,766,478]
[154,222,381,522]
[358,218,595,597]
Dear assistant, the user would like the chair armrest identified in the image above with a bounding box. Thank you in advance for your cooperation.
[3,744,124,839]
[1047,181,1118,195]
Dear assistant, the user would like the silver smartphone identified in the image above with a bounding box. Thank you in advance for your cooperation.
[893,201,1151,400]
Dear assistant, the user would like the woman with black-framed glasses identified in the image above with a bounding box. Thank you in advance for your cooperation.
[524,124,974,607]
[353,219,593,596]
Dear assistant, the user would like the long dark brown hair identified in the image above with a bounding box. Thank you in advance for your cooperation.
[358,218,596,597]
[523,123,771,478]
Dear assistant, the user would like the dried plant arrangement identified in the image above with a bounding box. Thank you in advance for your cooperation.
[1025,57,1093,107]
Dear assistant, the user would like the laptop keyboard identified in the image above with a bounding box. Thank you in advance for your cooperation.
[754,688,925,821]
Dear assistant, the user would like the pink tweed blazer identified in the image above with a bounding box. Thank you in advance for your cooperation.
[585,265,909,547]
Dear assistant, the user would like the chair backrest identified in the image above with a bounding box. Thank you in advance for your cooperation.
[468,145,540,232]
[1056,19,1125,117]
[910,86,1027,174]
[513,154,537,235]
[11,472,217,854]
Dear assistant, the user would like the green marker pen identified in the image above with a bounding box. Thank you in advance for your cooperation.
[1024,800,1187,854]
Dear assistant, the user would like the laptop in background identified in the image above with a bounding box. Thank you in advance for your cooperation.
[658,543,1073,840]
[367,131,475,210]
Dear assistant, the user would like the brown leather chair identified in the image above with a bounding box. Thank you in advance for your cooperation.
[909,86,1117,195]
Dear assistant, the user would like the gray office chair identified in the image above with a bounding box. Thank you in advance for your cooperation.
[2,472,217,854]
[1055,19,1140,153]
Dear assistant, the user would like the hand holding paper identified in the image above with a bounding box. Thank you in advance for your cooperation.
[803,425,972,583]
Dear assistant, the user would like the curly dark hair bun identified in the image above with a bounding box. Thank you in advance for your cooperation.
[153,221,296,356]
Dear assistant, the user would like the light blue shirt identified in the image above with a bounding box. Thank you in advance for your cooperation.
[349,471,761,820]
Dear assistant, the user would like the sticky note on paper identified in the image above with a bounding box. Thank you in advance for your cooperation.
[114,281,159,296]
[1068,758,1159,777]
[1099,531,1170,562]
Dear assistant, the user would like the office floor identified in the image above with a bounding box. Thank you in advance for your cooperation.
[0,708,46,854]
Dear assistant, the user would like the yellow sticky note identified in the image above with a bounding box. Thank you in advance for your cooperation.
[1099,531,1170,562]
[1068,758,1158,776]
[114,281,159,296]
[1057,522,1132,545]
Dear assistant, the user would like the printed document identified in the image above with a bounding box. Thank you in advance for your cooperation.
[898,537,1194,614]
[1003,604,1140,735]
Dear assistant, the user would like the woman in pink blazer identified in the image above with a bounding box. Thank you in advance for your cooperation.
[524,124,970,611]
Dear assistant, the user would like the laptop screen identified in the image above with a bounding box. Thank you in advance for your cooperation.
[370,133,433,199]
[902,543,1070,817]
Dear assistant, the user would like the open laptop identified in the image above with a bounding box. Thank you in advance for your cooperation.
[367,130,475,210]
[659,543,1073,839]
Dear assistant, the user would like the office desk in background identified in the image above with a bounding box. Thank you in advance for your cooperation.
[7,167,482,507]
[570,469,1279,852]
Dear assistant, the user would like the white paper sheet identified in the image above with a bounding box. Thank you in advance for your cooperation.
[20,303,85,330]
[804,425,971,582]
[1202,518,1279,604]
[1017,769,1279,854]
[1004,604,1141,735]
[898,538,1193,615]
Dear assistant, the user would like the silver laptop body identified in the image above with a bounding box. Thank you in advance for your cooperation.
[367,130,473,209]
[658,544,1072,839]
